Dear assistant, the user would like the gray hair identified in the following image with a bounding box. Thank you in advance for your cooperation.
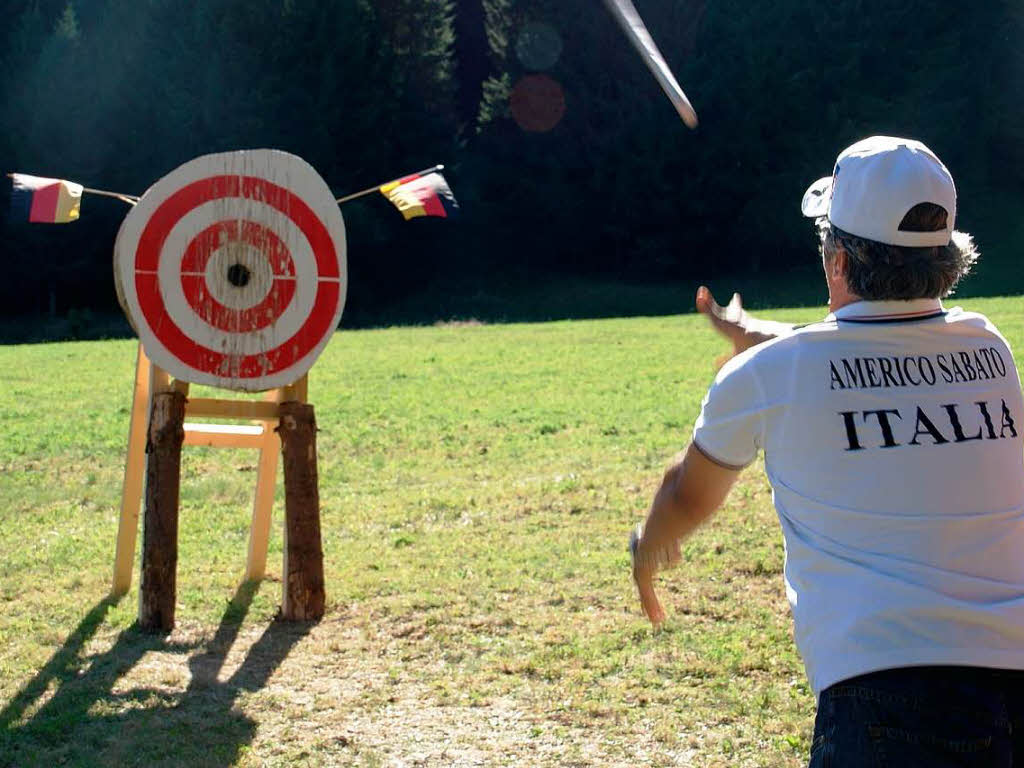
[817,204,979,300]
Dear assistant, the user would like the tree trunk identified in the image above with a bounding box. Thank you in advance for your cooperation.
[278,401,325,621]
[139,391,186,632]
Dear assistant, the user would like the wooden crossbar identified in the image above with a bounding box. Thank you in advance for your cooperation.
[184,423,266,449]
[184,399,282,421]
[111,343,307,596]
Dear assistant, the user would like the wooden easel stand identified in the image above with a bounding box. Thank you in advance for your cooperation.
[139,391,186,632]
[280,402,326,621]
[114,343,326,631]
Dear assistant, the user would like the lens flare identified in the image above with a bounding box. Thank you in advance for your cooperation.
[515,21,563,71]
[510,74,566,133]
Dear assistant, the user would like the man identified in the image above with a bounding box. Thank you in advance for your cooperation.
[631,136,1024,765]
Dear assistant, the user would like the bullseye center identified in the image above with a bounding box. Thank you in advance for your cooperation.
[202,242,275,311]
[227,263,252,288]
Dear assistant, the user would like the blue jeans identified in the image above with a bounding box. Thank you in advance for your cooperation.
[809,666,1024,767]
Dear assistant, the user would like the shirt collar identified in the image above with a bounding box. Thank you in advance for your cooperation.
[826,298,945,324]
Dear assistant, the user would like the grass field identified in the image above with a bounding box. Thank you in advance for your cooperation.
[3,296,1024,767]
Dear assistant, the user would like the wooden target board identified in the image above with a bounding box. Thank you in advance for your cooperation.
[114,150,346,391]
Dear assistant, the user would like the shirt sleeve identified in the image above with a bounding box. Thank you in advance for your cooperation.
[691,352,767,470]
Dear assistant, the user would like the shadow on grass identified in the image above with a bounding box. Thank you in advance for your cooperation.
[0,581,314,767]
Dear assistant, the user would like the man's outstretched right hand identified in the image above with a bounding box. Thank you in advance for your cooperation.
[695,286,793,364]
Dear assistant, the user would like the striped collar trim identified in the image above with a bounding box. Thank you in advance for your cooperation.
[826,299,945,324]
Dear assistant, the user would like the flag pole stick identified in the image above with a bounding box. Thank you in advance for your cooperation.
[335,164,444,205]
[82,187,139,205]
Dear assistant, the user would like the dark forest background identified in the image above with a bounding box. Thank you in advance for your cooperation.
[1,0,1022,336]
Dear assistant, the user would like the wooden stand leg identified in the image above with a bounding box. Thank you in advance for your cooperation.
[139,390,187,631]
[278,401,325,621]
[112,343,152,596]
[245,420,281,582]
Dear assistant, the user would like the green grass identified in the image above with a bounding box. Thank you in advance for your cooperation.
[2,296,1023,766]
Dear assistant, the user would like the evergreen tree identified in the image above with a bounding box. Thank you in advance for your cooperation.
[0,0,1020,326]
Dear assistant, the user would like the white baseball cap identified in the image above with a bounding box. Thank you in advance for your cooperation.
[801,136,956,247]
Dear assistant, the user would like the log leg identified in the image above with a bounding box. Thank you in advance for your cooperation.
[278,401,325,621]
[139,390,186,632]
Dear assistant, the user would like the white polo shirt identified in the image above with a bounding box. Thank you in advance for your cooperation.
[692,298,1024,696]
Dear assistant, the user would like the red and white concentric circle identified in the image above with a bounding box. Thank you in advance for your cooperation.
[114,150,347,391]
